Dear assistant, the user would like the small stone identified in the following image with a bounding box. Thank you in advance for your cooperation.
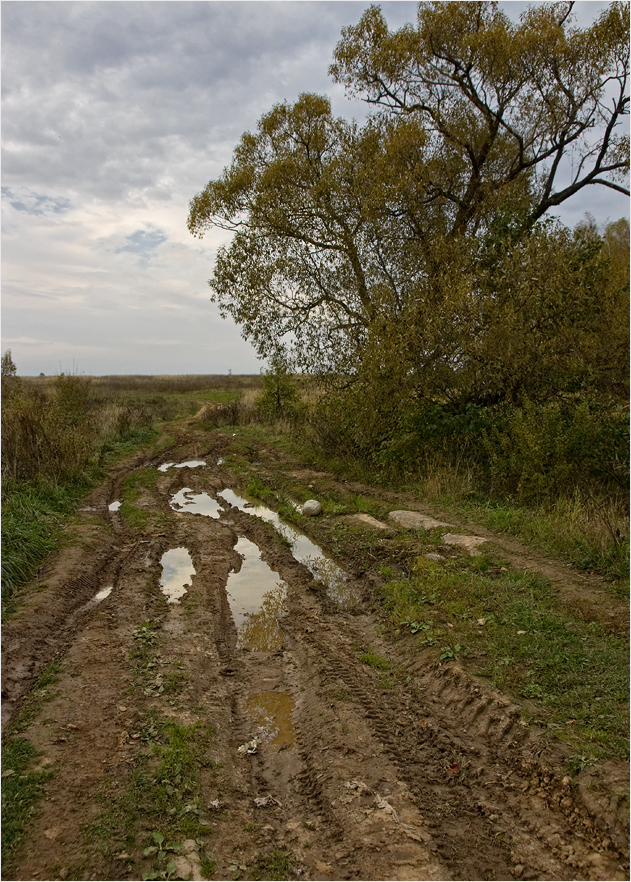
[302,499,322,516]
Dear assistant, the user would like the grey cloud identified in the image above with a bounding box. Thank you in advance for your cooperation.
[2,186,71,215]
[116,226,168,255]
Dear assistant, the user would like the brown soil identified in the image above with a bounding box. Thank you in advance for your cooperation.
[2,424,628,882]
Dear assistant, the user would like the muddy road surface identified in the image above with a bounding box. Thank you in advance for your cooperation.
[2,426,628,881]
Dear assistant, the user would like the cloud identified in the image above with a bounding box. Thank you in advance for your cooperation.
[1,186,71,216]
[115,226,168,256]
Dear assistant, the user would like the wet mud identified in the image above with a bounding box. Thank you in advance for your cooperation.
[2,431,628,881]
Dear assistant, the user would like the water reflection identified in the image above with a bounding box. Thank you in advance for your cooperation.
[158,460,206,472]
[227,536,287,651]
[247,691,295,750]
[108,501,121,512]
[218,489,359,608]
[160,547,195,603]
[170,488,224,519]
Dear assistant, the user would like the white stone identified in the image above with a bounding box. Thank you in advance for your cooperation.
[441,533,487,555]
[302,499,322,516]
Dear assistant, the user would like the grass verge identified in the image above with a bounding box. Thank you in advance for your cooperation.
[379,554,629,764]
[1,477,94,618]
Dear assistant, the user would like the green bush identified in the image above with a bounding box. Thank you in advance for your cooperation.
[256,356,305,423]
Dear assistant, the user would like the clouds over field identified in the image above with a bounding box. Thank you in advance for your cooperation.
[2,1,626,375]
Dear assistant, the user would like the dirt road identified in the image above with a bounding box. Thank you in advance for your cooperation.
[2,424,628,881]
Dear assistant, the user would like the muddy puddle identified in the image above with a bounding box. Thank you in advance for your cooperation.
[165,477,360,610]
[159,547,195,603]
[158,460,206,472]
[218,489,360,609]
[108,501,121,512]
[247,691,295,750]
[170,488,223,518]
[93,586,113,603]
[227,537,287,652]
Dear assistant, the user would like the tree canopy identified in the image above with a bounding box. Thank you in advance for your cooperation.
[330,0,629,234]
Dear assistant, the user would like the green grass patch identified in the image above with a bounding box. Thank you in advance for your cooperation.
[459,495,629,587]
[250,849,298,880]
[119,467,162,530]
[1,737,55,877]
[359,651,390,670]
[1,476,93,617]
[379,557,629,761]
[85,716,217,874]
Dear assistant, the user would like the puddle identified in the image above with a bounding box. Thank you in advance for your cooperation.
[247,691,295,750]
[159,547,195,603]
[108,501,122,512]
[217,457,224,465]
[227,536,287,651]
[170,488,224,519]
[158,460,206,472]
[219,489,360,609]
[93,586,113,602]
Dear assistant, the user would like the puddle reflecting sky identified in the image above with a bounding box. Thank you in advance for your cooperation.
[160,547,195,603]
[227,536,287,651]
[170,488,224,519]
[219,489,359,609]
[108,501,122,512]
[247,691,295,750]
[158,460,206,472]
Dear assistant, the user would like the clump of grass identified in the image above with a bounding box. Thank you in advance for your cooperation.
[250,849,298,881]
[1,477,92,616]
[245,476,276,504]
[359,651,390,671]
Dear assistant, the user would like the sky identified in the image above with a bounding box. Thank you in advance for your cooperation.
[2,1,628,377]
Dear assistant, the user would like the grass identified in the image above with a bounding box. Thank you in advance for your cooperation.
[1,660,62,876]
[84,716,218,875]
[250,849,298,880]
[1,738,55,877]
[84,616,216,877]
[359,651,391,670]
[1,477,93,617]
[120,467,162,531]
[379,554,629,762]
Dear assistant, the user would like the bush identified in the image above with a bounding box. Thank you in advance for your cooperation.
[481,400,629,503]
[256,357,305,423]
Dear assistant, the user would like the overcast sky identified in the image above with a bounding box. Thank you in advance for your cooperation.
[2,1,628,377]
